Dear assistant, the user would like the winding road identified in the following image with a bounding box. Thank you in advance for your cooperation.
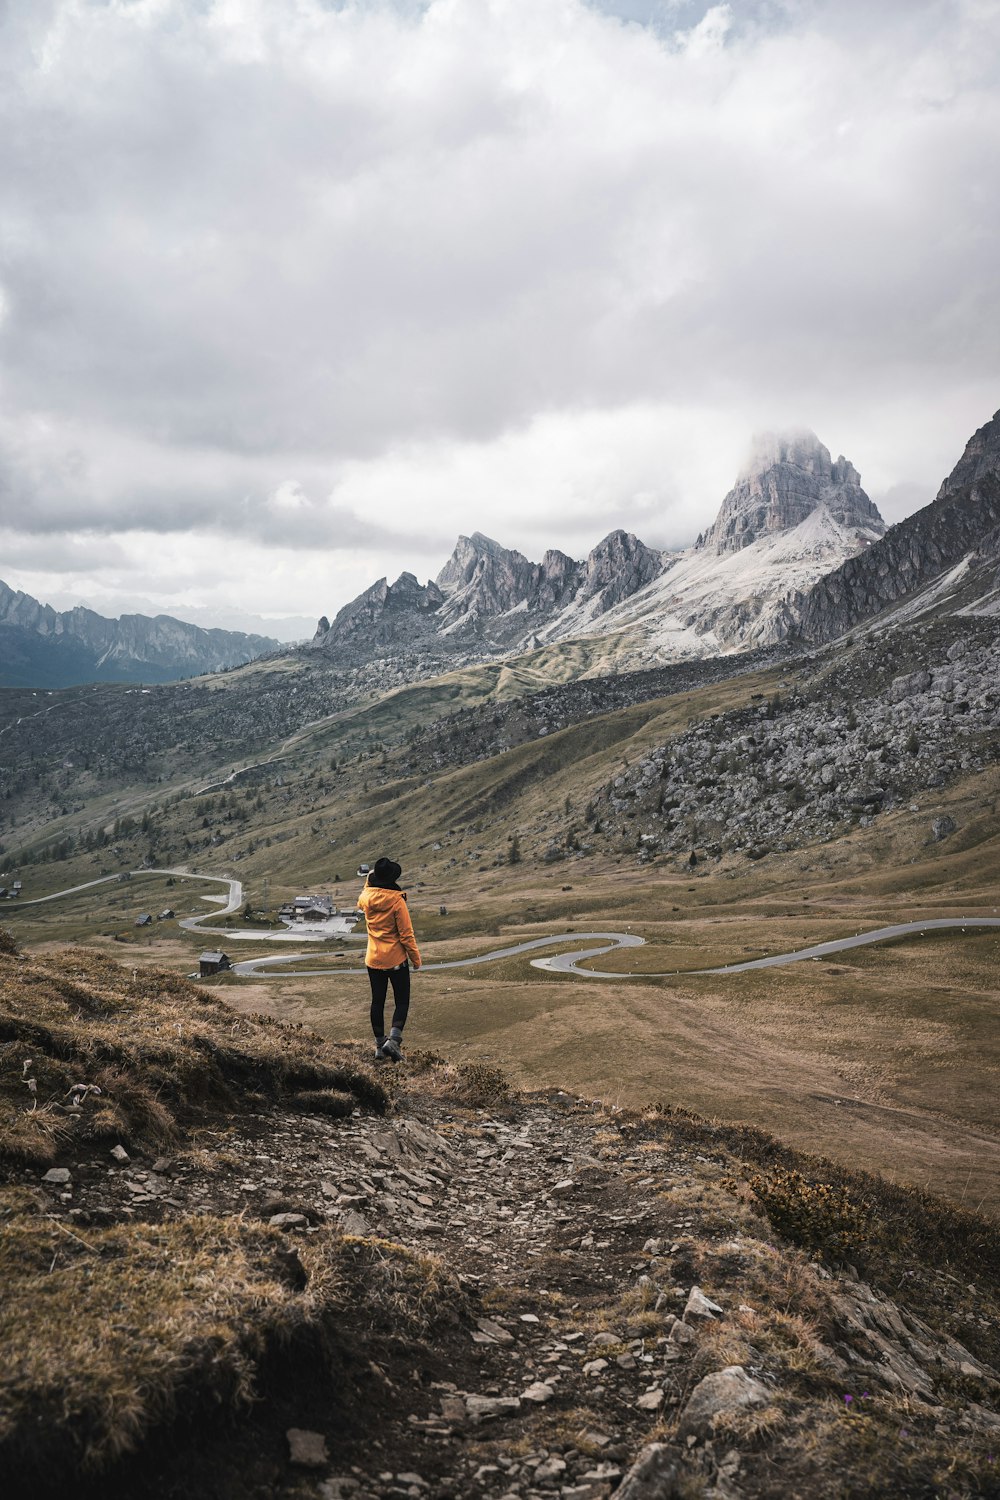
[231,918,1000,979]
[11,869,1000,977]
[15,868,245,936]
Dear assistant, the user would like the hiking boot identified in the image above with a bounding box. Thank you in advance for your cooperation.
[382,1035,403,1063]
[374,1039,388,1062]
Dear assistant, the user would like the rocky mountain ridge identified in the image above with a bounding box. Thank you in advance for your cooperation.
[311,432,884,671]
[0,579,279,688]
[791,409,1000,644]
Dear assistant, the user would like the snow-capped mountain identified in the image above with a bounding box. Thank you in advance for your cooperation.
[311,429,884,669]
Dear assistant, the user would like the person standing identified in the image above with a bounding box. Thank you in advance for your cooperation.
[356,857,421,1062]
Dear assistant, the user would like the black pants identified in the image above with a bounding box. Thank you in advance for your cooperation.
[368,962,410,1038]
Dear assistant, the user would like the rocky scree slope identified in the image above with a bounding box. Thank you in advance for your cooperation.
[363,610,998,870]
[0,580,279,689]
[588,615,1000,864]
[2,941,999,1500]
[792,409,1000,645]
[310,432,882,672]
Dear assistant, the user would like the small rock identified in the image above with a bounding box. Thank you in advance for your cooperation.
[636,1389,664,1411]
[613,1443,679,1499]
[42,1168,71,1185]
[642,1238,663,1256]
[669,1320,697,1346]
[110,1145,130,1164]
[684,1286,723,1321]
[591,1331,619,1346]
[395,1474,426,1488]
[439,1395,467,1423]
[318,1480,357,1500]
[583,1359,609,1376]
[535,1456,567,1482]
[551,1179,577,1197]
[520,1312,541,1323]
[337,1208,372,1236]
[270,1213,308,1230]
[931,815,956,841]
[679,1365,769,1439]
[477,1317,514,1344]
[522,1381,555,1404]
[465,1394,521,1423]
[287,1427,328,1468]
[616,1352,637,1370]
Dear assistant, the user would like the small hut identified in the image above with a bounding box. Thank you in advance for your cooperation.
[199,951,232,977]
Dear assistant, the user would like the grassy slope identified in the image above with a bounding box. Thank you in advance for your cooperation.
[4,645,999,1214]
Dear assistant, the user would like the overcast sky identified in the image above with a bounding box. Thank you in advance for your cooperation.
[1,0,998,639]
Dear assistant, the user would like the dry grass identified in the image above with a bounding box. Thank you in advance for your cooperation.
[0,1209,343,1476]
[0,942,469,1491]
[0,941,387,1169]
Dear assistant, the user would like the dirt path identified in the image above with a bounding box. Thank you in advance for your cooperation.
[55,1070,1000,1499]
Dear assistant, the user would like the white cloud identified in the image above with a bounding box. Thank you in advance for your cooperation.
[0,0,998,624]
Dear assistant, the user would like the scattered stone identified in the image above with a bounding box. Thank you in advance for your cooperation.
[616,1352,637,1370]
[551,1179,577,1197]
[932,815,956,841]
[521,1381,555,1404]
[678,1365,770,1439]
[591,1331,619,1347]
[110,1145,130,1164]
[534,1455,566,1481]
[287,1427,328,1468]
[318,1480,357,1500]
[583,1359,609,1376]
[465,1394,521,1423]
[684,1286,724,1321]
[613,1443,680,1499]
[269,1213,308,1230]
[636,1388,664,1411]
[477,1317,514,1344]
[439,1395,466,1423]
[41,1168,71,1185]
[337,1208,372,1236]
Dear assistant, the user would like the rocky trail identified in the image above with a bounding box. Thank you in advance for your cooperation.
[38,1058,1000,1500]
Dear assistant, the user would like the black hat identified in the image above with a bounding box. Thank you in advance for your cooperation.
[369,857,402,888]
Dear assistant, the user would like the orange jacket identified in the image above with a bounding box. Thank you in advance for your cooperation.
[357,884,421,970]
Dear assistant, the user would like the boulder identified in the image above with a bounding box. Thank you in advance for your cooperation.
[613,1443,681,1498]
[678,1365,770,1439]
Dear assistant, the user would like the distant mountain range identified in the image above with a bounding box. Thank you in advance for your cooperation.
[311,429,887,670]
[0,584,279,688]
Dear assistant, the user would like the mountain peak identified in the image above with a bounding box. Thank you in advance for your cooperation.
[435,533,526,593]
[701,429,883,555]
[936,408,1000,501]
